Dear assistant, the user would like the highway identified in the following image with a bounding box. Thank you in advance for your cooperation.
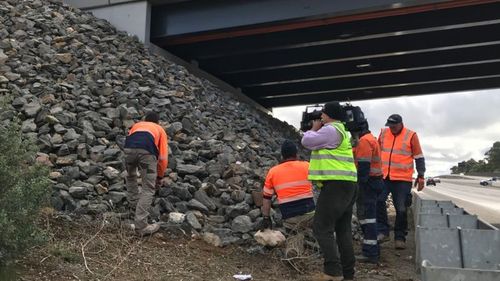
[417,178,500,227]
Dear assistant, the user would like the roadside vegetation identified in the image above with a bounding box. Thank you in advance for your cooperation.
[450,141,500,174]
[0,99,51,265]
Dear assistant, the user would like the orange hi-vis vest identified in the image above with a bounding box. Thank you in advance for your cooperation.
[126,121,169,177]
[353,133,383,177]
[263,160,313,204]
[379,127,415,182]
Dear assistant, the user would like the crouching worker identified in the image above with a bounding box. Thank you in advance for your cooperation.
[261,140,315,231]
[124,111,168,236]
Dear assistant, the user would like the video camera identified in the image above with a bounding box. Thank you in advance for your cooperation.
[299,105,323,132]
[300,103,366,132]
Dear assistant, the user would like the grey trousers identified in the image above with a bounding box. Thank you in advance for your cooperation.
[313,180,358,279]
[124,148,157,230]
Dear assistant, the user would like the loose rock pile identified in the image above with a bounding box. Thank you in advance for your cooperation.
[0,0,361,246]
[0,0,304,244]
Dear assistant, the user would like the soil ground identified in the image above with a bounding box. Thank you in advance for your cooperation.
[9,207,419,281]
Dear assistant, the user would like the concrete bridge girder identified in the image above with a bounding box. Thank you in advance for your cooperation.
[64,0,500,108]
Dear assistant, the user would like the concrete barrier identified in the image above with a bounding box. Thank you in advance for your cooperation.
[421,260,500,281]
[418,214,448,228]
[448,214,478,229]
[437,201,456,209]
[416,227,462,269]
[415,195,500,280]
[461,229,500,270]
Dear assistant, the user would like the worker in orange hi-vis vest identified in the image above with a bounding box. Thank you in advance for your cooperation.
[352,120,384,264]
[260,140,315,231]
[377,114,425,250]
[124,111,168,236]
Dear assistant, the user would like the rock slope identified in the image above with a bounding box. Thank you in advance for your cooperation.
[0,0,303,245]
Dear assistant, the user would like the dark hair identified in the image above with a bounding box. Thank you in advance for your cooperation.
[145,111,160,123]
[322,101,346,121]
[281,140,298,159]
[359,120,370,133]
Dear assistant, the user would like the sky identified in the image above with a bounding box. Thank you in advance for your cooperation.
[272,89,500,177]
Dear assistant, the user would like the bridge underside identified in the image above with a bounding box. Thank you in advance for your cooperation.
[151,0,500,108]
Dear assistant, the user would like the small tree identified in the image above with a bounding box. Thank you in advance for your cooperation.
[0,119,51,264]
[485,141,500,171]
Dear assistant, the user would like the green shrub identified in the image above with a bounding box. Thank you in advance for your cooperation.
[0,120,51,264]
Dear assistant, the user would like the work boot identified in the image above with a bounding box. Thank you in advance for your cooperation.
[355,254,379,264]
[136,223,160,236]
[309,272,343,281]
[377,233,389,243]
[395,240,406,250]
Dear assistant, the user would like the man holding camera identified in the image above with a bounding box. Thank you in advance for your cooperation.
[377,114,425,250]
[302,101,358,281]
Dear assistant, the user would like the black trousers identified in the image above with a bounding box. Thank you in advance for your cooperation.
[313,180,358,279]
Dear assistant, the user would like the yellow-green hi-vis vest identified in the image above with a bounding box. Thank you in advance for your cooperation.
[308,121,358,182]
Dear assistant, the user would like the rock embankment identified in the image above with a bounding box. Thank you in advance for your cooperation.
[0,0,303,245]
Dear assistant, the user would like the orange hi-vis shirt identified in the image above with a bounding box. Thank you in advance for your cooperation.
[379,127,424,182]
[127,121,168,177]
[263,160,313,204]
[353,133,383,177]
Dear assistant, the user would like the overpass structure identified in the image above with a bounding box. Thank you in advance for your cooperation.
[65,0,500,109]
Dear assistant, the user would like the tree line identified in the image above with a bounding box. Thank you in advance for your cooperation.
[450,141,500,174]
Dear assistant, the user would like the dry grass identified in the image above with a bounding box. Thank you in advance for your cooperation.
[14,208,418,281]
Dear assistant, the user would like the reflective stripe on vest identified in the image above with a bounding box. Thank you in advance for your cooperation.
[380,127,415,182]
[360,218,376,224]
[310,154,355,162]
[308,122,357,182]
[274,180,312,191]
[354,133,383,177]
[363,239,378,245]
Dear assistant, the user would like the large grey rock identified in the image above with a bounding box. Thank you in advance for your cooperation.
[87,203,108,215]
[186,212,202,230]
[172,184,193,201]
[194,190,216,211]
[59,190,77,211]
[22,101,41,117]
[68,186,87,199]
[247,209,262,221]
[103,166,120,180]
[159,198,176,213]
[0,50,7,64]
[231,215,253,233]
[176,164,205,176]
[208,215,226,224]
[90,145,106,161]
[187,199,209,214]
[226,202,250,218]
[105,191,127,204]
[230,190,246,203]
[21,119,37,133]
[63,129,80,142]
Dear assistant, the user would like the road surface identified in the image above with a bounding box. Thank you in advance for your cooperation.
[417,178,500,227]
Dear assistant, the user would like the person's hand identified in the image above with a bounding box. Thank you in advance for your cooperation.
[311,119,323,131]
[414,177,424,191]
[261,216,272,230]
